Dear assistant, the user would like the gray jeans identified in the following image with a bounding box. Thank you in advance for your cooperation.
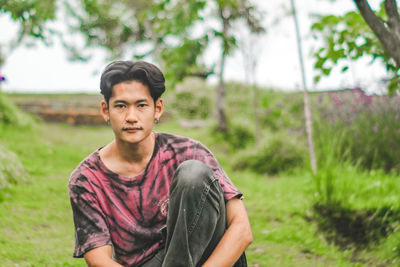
[142,160,247,267]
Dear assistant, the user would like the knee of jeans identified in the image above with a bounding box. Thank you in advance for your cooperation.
[173,160,215,188]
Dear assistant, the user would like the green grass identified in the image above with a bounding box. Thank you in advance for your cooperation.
[0,118,399,266]
[0,123,113,267]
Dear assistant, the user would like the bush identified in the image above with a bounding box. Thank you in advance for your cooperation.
[0,144,26,189]
[0,94,35,127]
[261,92,304,132]
[211,123,255,151]
[167,78,213,120]
[233,133,307,175]
[173,91,211,119]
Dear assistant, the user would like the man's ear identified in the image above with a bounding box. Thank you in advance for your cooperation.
[155,98,164,120]
[100,100,109,123]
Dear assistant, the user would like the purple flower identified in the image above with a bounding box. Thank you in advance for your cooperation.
[373,124,379,133]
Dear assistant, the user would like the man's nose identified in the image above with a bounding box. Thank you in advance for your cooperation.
[125,106,138,122]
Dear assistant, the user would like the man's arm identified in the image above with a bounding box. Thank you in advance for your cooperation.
[84,245,125,267]
[202,197,253,267]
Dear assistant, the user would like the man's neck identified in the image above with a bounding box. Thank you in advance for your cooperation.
[115,132,155,163]
[100,132,156,177]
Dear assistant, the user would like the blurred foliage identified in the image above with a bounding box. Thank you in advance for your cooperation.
[0,96,31,190]
[212,122,255,151]
[63,0,264,89]
[173,91,211,119]
[233,133,306,175]
[311,2,400,94]
[0,143,26,190]
[160,37,209,86]
[0,94,35,127]
[63,0,210,88]
[313,90,400,174]
[0,0,56,65]
[260,91,304,132]
[0,0,56,41]
[167,78,213,120]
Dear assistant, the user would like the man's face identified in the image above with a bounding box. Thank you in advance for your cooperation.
[101,80,163,145]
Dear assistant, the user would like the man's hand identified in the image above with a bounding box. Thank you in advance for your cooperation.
[202,197,253,267]
[84,245,125,267]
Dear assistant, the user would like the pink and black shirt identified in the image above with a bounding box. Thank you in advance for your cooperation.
[68,132,241,266]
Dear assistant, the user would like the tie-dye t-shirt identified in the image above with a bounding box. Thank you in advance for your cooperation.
[68,132,241,266]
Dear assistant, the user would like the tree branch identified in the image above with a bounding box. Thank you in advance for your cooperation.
[384,0,400,41]
[354,0,391,39]
[354,0,400,67]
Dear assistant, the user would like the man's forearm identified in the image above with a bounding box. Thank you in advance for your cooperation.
[202,198,253,267]
[84,245,125,267]
[85,258,124,267]
[202,221,252,266]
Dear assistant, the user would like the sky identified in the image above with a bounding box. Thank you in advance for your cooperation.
[0,0,388,94]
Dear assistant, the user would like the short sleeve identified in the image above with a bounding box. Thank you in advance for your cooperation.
[192,142,242,201]
[68,173,112,257]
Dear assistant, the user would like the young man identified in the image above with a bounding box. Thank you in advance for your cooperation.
[68,60,253,267]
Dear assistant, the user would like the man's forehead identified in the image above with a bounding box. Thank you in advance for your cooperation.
[111,81,151,96]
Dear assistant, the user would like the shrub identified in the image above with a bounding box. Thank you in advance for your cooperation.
[0,94,35,128]
[167,78,213,120]
[0,144,26,189]
[210,122,255,152]
[233,133,307,175]
[173,91,211,119]
[261,92,304,132]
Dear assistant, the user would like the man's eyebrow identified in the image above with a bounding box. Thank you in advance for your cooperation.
[112,99,128,104]
[112,99,149,104]
[135,99,149,104]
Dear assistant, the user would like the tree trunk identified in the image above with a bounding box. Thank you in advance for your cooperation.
[290,0,317,175]
[239,29,260,144]
[216,50,228,132]
[215,6,229,132]
[354,0,400,67]
[249,49,260,144]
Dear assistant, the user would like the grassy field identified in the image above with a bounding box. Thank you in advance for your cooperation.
[1,89,400,266]
[0,118,398,267]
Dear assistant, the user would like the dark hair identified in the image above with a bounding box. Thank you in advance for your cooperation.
[100,60,166,104]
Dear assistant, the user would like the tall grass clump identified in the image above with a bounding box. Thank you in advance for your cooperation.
[312,88,400,205]
[313,89,400,173]
[309,161,400,252]
[310,89,400,254]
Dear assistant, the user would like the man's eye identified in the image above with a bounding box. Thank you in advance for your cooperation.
[115,104,125,108]
[138,104,147,108]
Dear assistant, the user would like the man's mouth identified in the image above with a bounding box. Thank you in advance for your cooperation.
[123,127,142,131]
